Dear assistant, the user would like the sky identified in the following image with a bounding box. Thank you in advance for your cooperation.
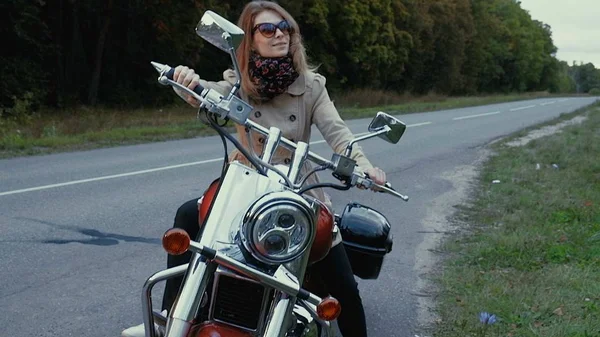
[520,0,600,67]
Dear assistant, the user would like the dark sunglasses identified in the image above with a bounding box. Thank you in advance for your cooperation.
[252,20,293,38]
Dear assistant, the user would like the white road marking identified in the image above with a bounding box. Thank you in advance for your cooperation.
[407,121,432,128]
[0,159,223,197]
[541,101,556,106]
[0,122,433,197]
[453,111,500,121]
[510,105,536,111]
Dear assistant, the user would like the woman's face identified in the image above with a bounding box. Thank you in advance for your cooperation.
[252,10,290,58]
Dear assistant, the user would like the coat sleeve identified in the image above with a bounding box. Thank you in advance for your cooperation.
[198,69,237,96]
[311,74,374,171]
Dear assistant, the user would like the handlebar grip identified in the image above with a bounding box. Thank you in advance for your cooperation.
[164,68,205,96]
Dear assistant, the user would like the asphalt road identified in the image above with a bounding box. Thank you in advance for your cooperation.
[1,96,597,337]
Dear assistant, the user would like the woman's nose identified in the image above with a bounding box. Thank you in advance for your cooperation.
[274,28,285,38]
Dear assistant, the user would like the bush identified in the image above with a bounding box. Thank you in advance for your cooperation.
[2,92,37,124]
[589,88,600,96]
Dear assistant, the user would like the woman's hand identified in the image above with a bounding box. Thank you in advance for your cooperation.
[363,167,387,191]
[173,65,201,107]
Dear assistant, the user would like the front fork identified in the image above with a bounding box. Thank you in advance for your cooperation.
[165,255,217,337]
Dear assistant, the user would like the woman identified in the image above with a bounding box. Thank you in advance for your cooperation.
[122,1,386,337]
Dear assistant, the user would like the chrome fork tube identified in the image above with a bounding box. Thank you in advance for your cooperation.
[259,251,313,337]
[288,141,309,185]
[263,292,296,337]
[262,127,282,164]
[164,254,217,337]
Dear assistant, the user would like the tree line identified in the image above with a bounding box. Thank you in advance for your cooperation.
[2,0,599,115]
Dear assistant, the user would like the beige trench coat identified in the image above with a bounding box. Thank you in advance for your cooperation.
[199,70,374,209]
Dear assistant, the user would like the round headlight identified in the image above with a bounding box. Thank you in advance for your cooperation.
[241,193,315,264]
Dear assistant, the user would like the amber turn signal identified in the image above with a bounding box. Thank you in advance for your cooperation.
[162,228,191,255]
[316,296,341,321]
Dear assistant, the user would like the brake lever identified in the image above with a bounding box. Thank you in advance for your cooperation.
[377,183,409,201]
[360,173,409,201]
[362,172,391,190]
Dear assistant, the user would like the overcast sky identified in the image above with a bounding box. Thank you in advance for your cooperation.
[520,0,600,66]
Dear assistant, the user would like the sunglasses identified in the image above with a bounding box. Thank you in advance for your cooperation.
[252,20,293,38]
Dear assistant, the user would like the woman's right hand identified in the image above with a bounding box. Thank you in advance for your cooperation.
[173,65,201,107]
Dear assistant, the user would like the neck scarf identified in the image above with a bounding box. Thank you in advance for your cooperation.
[249,52,299,101]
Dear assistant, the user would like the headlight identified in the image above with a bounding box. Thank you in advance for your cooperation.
[240,191,315,264]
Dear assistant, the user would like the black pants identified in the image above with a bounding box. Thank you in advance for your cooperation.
[161,198,368,337]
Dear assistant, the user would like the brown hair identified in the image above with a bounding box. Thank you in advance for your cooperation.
[236,1,313,100]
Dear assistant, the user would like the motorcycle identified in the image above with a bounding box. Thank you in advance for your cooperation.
[139,10,409,337]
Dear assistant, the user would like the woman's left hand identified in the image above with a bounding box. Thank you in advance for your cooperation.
[363,167,387,191]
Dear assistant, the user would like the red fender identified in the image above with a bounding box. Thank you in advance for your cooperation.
[197,178,221,225]
[308,199,334,264]
[192,322,252,337]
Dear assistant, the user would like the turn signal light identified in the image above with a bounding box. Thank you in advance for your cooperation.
[316,296,341,321]
[162,228,190,255]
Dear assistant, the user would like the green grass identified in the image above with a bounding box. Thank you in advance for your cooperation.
[0,104,220,158]
[0,91,584,158]
[1,123,212,155]
[433,103,600,337]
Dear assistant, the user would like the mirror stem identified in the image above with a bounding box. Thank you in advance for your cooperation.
[344,126,391,157]
[227,45,243,99]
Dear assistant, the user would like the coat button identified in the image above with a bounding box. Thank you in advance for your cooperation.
[289,114,296,122]
[284,158,291,164]
[254,111,262,118]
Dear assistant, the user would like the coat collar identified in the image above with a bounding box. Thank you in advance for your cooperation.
[286,72,306,96]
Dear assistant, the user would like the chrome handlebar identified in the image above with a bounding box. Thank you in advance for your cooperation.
[153,62,408,202]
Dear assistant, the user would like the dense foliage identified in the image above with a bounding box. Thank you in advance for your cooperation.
[2,0,599,113]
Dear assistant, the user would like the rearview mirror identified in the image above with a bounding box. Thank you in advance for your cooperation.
[195,11,245,97]
[368,112,406,144]
[195,11,245,52]
[343,112,406,157]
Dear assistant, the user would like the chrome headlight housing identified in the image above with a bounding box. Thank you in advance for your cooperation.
[240,191,316,265]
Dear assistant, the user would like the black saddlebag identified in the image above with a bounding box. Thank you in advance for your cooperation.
[338,202,393,279]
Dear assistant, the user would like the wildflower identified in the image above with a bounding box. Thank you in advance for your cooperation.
[479,312,497,325]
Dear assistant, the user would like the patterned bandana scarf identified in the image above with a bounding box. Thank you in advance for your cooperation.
[249,52,299,101]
